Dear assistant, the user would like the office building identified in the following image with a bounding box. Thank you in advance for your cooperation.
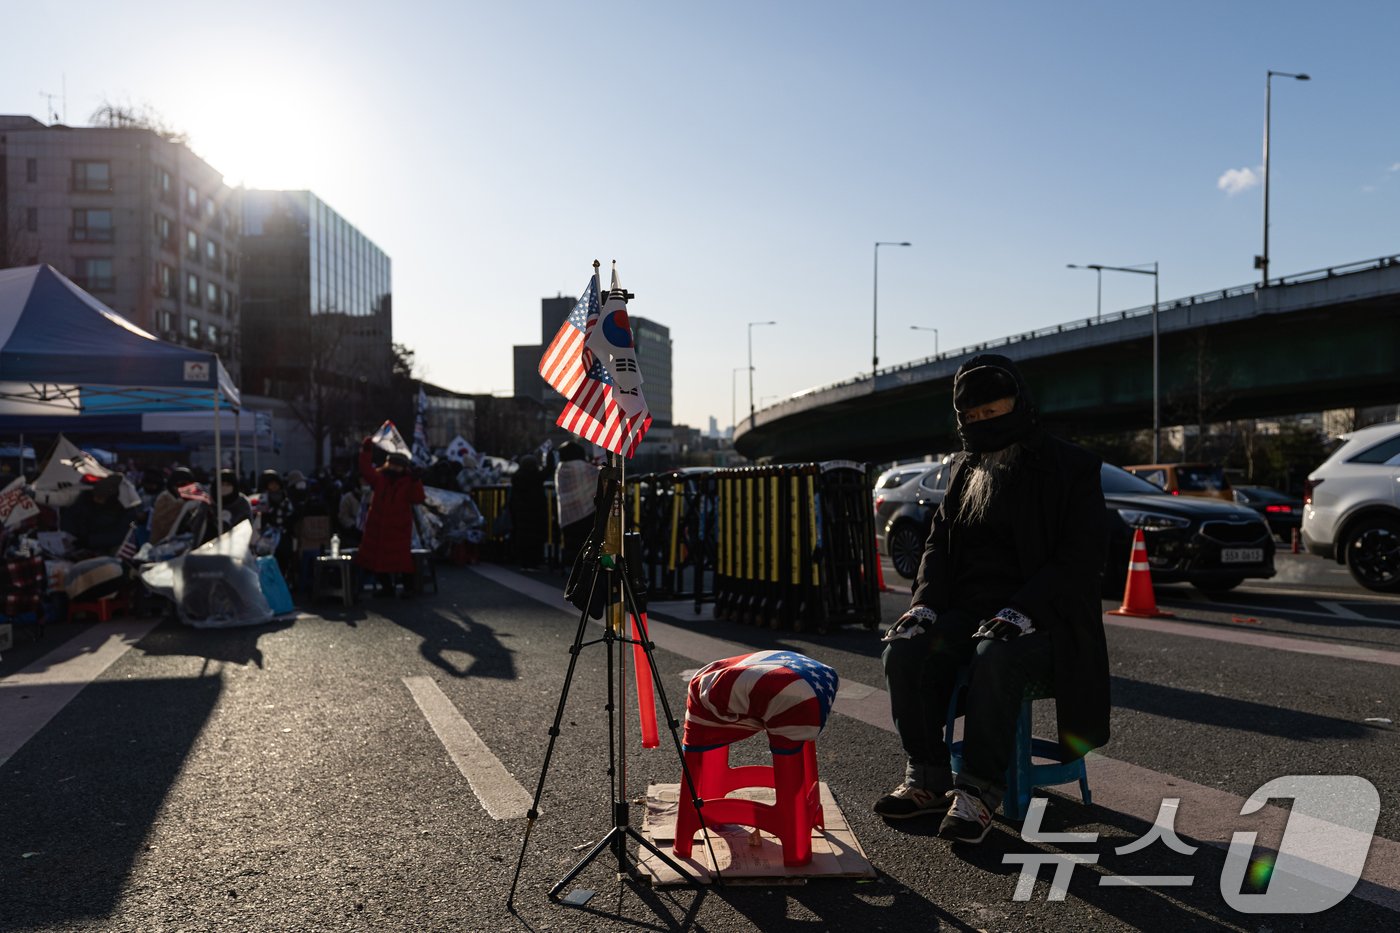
[240,190,392,464]
[0,113,240,367]
[631,316,673,459]
[513,293,575,405]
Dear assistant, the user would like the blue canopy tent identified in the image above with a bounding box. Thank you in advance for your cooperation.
[0,264,243,512]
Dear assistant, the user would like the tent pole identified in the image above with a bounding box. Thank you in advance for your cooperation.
[234,407,242,485]
[214,390,223,524]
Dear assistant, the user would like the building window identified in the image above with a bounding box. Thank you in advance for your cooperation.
[25,158,38,183]
[71,208,114,242]
[71,160,112,193]
[205,196,216,220]
[186,229,199,260]
[160,310,176,334]
[187,273,200,304]
[187,317,201,341]
[74,257,114,291]
[206,281,220,307]
[154,214,173,250]
[205,238,220,266]
[207,323,220,344]
[25,208,38,233]
[186,184,199,211]
[157,263,174,298]
[155,167,174,203]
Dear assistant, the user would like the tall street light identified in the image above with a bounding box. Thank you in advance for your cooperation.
[1066,263,1104,322]
[748,320,776,427]
[1258,70,1310,286]
[873,241,911,376]
[1073,261,1161,460]
[910,325,939,356]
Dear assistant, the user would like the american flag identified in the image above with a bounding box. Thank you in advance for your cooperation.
[116,523,139,563]
[556,354,652,457]
[538,275,600,399]
[682,650,839,754]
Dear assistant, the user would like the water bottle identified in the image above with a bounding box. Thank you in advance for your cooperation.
[329,533,340,559]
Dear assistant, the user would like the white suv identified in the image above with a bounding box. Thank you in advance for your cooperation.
[1301,422,1400,592]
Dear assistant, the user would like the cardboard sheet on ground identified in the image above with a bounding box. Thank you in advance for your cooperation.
[140,520,275,628]
[637,782,876,885]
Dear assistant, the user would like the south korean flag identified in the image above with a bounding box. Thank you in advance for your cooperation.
[585,262,649,420]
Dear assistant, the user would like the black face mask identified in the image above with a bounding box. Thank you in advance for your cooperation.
[957,405,1035,453]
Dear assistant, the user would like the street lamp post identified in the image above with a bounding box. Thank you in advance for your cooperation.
[1066,263,1104,322]
[910,325,939,356]
[1071,262,1161,460]
[1258,70,1310,286]
[873,241,911,376]
[747,320,776,428]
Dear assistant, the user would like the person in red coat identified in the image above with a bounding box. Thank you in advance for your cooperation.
[356,439,426,597]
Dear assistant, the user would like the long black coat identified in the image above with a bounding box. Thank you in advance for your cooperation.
[912,431,1111,759]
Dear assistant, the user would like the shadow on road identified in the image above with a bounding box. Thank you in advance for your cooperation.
[0,672,223,931]
[1110,675,1371,741]
[136,616,295,670]
[373,599,518,680]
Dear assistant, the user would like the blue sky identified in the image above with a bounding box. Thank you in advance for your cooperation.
[4,1,1397,432]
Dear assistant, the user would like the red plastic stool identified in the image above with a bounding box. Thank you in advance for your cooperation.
[68,592,129,623]
[672,650,838,867]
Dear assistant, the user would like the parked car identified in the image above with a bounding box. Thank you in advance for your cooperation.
[1300,421,1400,592]
[874,458,950,579]
[1124,462,1234,502]
[883,461,1275,595]
[1233,485,1303,541]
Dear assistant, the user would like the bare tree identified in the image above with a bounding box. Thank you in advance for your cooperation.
[283,313,360,470]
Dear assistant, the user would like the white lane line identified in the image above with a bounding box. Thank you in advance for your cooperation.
[1318,600,1373,621]
[402,675,531,820]
[1163,598,1400,626]
[1104,614,1400,667]
[0,617,161,772]
[468,562,1400,912]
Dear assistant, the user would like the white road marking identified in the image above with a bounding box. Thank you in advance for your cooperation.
[1157,598,1400,627]
[402,675,532,820]
[1104,614,1400,667]
[0,617,161,771]
[1318,600,1373,621]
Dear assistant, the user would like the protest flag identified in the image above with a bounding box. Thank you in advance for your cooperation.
[412,385,431,467]
[539,274,600,399]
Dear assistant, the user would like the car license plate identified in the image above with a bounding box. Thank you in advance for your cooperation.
[1222,548,1263,563]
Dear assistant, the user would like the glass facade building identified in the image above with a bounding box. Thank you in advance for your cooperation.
[240,190,392,451]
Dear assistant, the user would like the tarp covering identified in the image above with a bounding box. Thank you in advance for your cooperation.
[0,264,239,411]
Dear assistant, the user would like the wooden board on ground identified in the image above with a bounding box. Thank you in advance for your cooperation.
[637,782,876,886]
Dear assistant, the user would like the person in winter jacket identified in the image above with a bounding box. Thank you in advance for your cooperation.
[355,440,426,596]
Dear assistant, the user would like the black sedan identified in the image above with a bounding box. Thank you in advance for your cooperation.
[1233,485,1303,542]
[881,462,1276,595]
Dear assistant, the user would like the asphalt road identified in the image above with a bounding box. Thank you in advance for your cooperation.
[1,552,1397,932]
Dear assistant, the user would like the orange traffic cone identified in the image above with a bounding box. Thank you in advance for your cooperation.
[874,534,893,593]
[1107,528,1174,618]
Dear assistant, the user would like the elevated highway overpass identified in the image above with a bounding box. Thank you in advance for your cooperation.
[734,254,1400,462]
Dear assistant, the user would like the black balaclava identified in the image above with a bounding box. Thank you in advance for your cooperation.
[952,353,1040,453]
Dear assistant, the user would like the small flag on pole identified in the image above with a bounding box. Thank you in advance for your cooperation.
[412,386,431,467]
[541,262,652,458]
[539,276,600,399]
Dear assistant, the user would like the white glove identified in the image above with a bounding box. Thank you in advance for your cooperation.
[973,607,1035,641]
[882,605,937,642]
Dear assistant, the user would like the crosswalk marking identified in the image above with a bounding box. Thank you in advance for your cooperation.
[402,675,532,820]
[0,618,160,772]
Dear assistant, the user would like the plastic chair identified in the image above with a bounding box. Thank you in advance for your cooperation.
[945,673,1091,821]
[672,651,837,867]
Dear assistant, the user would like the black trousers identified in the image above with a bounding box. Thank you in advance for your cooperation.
[881,607,1053,803]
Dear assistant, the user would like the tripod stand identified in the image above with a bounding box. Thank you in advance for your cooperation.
[507,459,720,909]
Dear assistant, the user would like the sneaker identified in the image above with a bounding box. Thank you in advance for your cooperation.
[938,787,993,843]
[873,782,951,819]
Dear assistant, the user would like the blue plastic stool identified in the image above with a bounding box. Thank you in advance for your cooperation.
[945,673,1091,821]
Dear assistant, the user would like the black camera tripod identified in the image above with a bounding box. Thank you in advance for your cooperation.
[506,460,721,910]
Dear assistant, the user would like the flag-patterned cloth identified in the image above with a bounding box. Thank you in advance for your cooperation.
[539,276,600,399]
[682,650,839,754]
[556,355,652,457]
